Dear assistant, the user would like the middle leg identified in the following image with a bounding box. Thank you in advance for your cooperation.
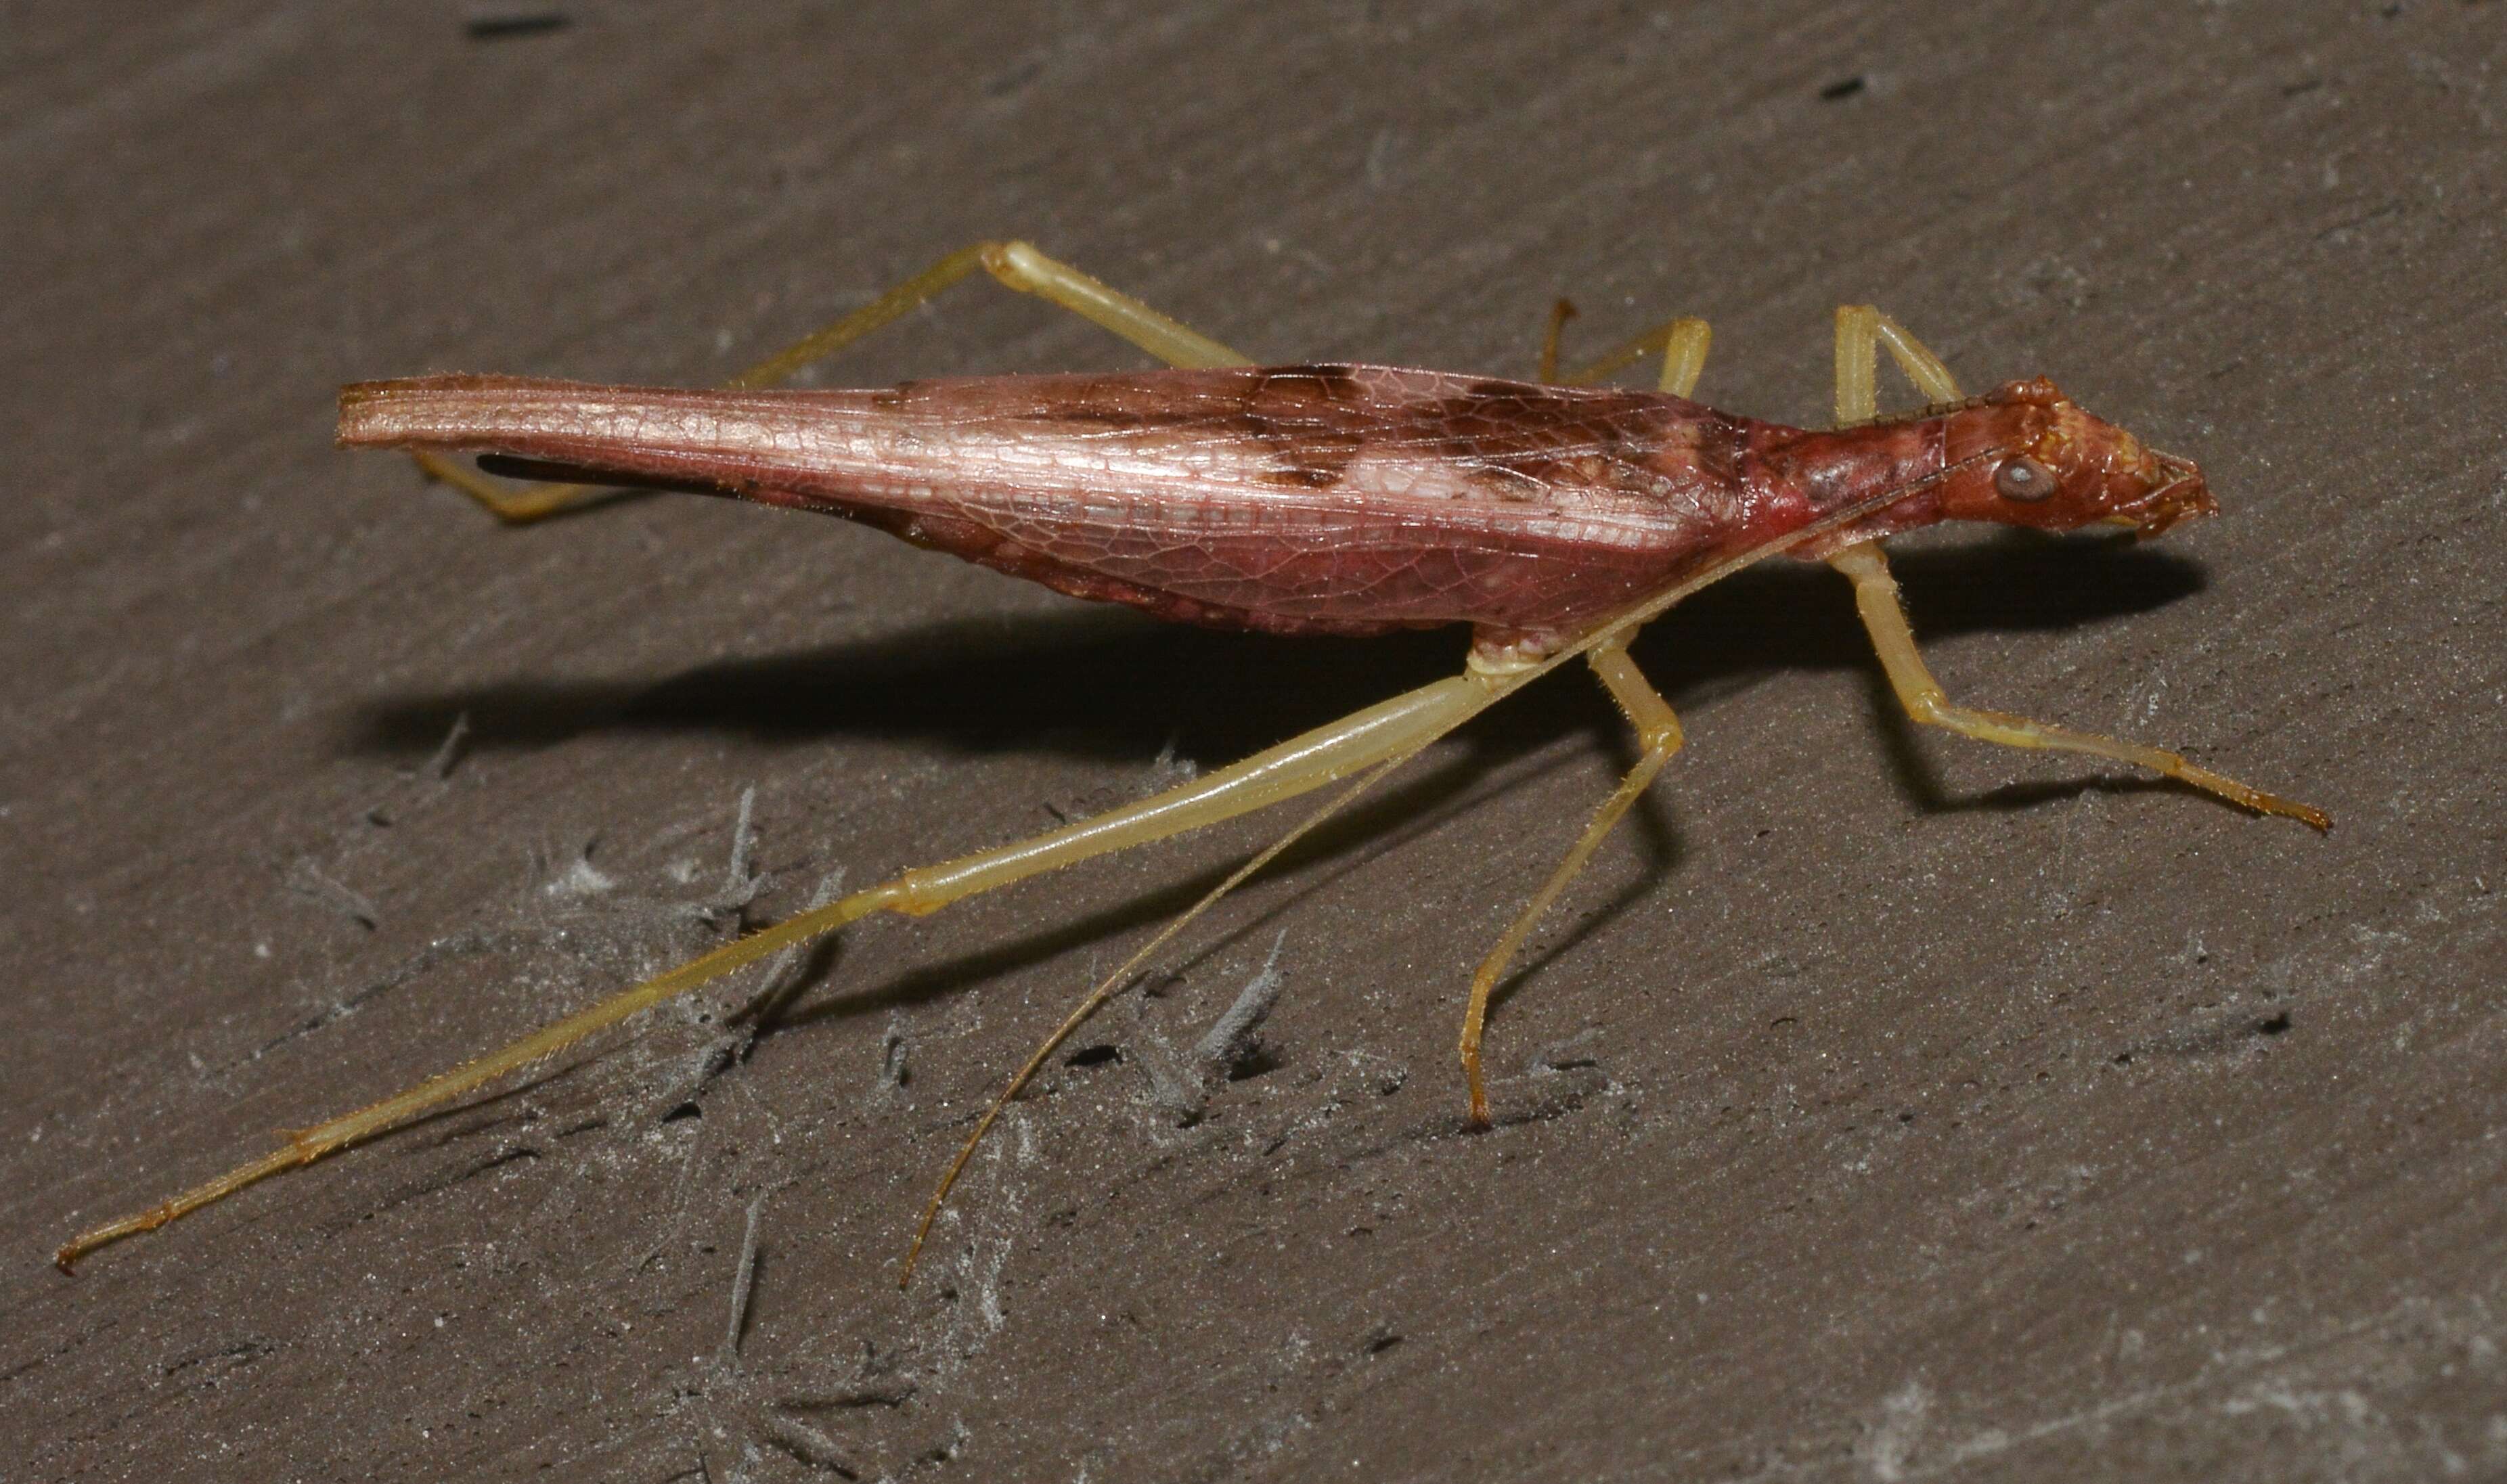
[1459,635,1685,1126]
[1538,297,1714,397]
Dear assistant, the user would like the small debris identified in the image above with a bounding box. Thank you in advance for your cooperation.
[1819,74,1867,101]
[1134,933,1298,1123]
[424,711,472,781]
[285,858,378,930]
[690,787,768,930]
[739,866,846,1026]
[1195,930,1288,1078]
[1359,1054,1407,1098]
[543,839,615,899]
[761,1415,858,1477]
[1532,1030,1603,1072]
[773,1375,917,1412]
[720,1194,767,1368]
[879,1012,910,1091]
[1132,1027,1208,1125]
[1143,734,1199,790]
[662,868,846,1116]
[464,12,569,42]
[722,786,758,904]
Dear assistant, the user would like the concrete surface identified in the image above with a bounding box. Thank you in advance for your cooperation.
[5,3,2502,1480]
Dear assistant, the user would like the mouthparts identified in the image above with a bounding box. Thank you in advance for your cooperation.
[2129,451,2218,538]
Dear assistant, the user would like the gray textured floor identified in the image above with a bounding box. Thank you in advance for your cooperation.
[6,4,2503,1479]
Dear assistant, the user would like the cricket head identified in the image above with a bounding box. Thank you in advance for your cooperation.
[1935,378,2215,539]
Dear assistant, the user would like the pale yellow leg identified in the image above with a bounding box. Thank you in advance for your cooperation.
[1832,302,1962,421]
[430,240,1250,522]
[1827,544,2328,828]
[1539,296,1714,397]
[1457,636,1685,1127]
[1536,298,1576,384]
[56,669,1510,1273]
[1823,307,2328,829]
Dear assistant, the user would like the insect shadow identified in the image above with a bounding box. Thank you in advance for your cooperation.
[342,535,2204,1040]
[349,533,2205,771]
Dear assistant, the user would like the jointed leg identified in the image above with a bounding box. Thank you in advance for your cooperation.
[56,669,1510,1273]
[1826,544,2328,826]
[1459,635,1685,1126]
[1832,302,1961,422]
[432,241,1251,521]
[1823,308,2326,828]
[1538,297,1714,397]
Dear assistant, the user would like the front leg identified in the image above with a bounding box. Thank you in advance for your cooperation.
[1832,302,1963,419]
[1827,543,2328,828]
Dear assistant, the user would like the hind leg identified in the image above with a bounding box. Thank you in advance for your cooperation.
[57,667,1511,1273]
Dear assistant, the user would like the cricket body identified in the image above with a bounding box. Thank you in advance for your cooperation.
[56,241,2326,1283]
[332,363,2209,660]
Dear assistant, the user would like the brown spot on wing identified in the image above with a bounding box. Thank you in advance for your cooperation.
[1694,414,1747,487]
[983,362,1375,489]
[1237,365,1369,489]
[1262,461,1349,489]
[1256,363,1362,398]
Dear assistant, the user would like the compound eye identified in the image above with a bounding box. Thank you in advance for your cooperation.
[1993,455,2057,502]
